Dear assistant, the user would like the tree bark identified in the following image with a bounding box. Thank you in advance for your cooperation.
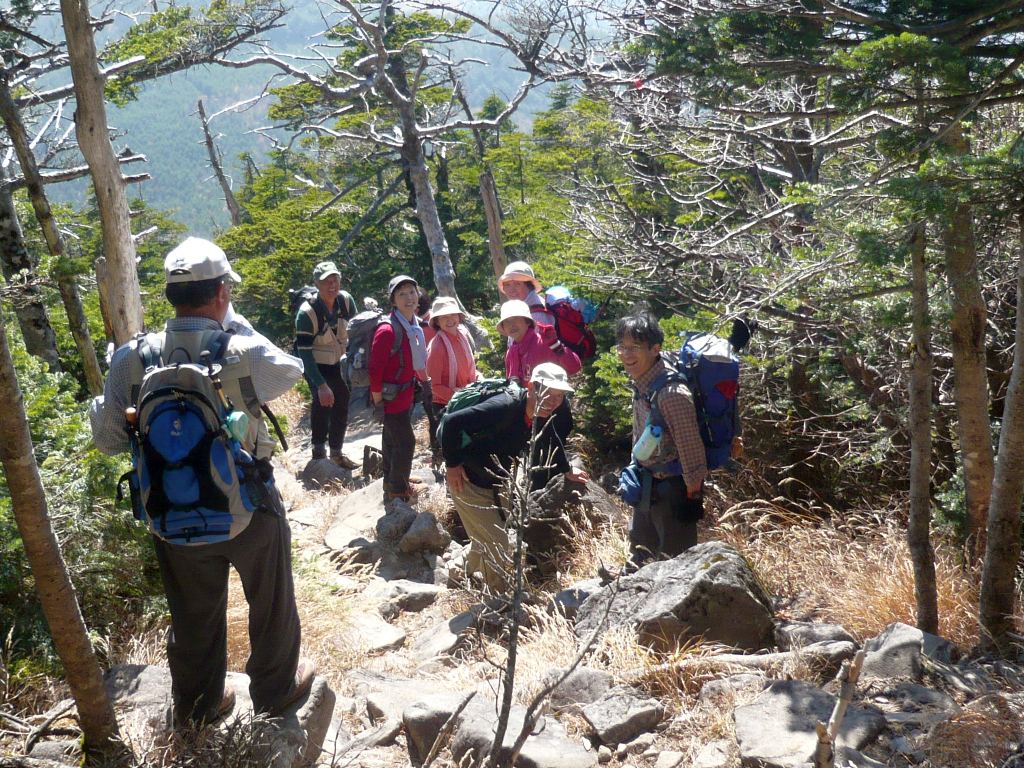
[60,0,144,347]
[480,170,507,284]
[941,128,993,563]
[0,166,62,371]
[908,220,938,634]
[197,99,244,226]
[0,70,104,394]
[0,309,120,754]
[978,216,1024,656]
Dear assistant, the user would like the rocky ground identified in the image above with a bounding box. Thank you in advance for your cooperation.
[20,389,1024,768]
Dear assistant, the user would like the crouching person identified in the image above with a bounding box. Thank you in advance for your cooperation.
[90,238,315,726]
[439,363,588,589]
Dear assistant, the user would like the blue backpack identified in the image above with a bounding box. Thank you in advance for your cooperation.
[117,332,274,545]
[643,332,740,471]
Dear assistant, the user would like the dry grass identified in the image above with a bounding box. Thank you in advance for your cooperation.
[924,694,1024,768]
[717,497,980,648]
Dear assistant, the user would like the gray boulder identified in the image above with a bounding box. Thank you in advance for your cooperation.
[324,478,386,551]
[404,691,488,765]
[376,500,418,544]
[412,608,477,661]
[581,686,664,746]
[333,611,406,654]
[400,512,452,554]
[550,579,603,621]
[540,666,614,712]
[104,664,336,768]
[698,673,769,706]
[300,458,350,489]
[734,679,885,768]
[861,622,957,681]
[525,477,625,574]
[576,541,774,652]
[452,706,596,768]
[776,620,856,650]
[368,578,446,619]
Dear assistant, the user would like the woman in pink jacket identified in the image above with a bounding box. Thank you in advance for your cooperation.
[497,300,581,385]
[426,297,480,408]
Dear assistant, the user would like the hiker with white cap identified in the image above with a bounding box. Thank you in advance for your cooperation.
[368,274,429,502]
[294,260,360,469]
[498,299,582,385]
[438,363,588,589]
[90,237,315,726]
[498,260,556,327]
[425,296,479,410]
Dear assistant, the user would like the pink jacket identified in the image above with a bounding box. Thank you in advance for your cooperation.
[426,328,479,405]
[505,323,581,384]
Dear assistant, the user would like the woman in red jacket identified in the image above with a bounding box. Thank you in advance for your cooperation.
[368,275,428,501]
[498,300,581,385]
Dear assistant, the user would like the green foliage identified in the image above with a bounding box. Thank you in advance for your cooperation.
[101,0,285,106]
[0,329,162,663]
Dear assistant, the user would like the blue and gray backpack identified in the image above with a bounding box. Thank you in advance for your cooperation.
[643,331,741,472]
[117,332,278,545]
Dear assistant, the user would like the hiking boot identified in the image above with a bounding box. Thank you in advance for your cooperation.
[311,444,327,461]
[330,452,359,470]
[269,658,316,716]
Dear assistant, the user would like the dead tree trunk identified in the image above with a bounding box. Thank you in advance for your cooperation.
[0,70,104,394]
[197,99,243,226]
[979,215,1024,656]
[908,221,938,634]
[941,126,993,562]
[0,309,120,755]
[480,170,507,284]
[59,0,144,346]
[0,166,62,371]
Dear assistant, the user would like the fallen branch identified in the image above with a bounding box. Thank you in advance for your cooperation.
[422,691,475,768]
[24,699,77,754]
[622,641,857,683]
[813,649,866,768]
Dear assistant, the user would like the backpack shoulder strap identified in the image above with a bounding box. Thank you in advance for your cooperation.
[131,332,164,406]
[204,330,234,363]
[340,291,356,321]
[387,315,406,381]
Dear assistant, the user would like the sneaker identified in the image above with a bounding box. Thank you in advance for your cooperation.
[330,453,359,470]
[269,658,316,716]
[311,444,327,461]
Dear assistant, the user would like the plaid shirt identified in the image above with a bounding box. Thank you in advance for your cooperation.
[90,316,302,456]
[632,356,707,486]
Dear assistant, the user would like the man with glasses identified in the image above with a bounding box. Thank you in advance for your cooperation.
[616,310,706,571]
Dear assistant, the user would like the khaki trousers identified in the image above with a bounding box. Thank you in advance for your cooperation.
[451,480,511,590]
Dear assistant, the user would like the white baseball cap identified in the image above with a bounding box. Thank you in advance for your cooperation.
[164,237,241,285]
[530,362,574,393]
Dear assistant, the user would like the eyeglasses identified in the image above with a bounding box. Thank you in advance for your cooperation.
[615,343,647,355]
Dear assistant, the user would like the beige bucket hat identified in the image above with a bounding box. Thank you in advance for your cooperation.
[498,260,542,295]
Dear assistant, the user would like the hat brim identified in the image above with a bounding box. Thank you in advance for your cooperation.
[497,315,534,335]
[532,379,574,394]
[166,267,241,285]
[315,269,341,281]
[430,310,465,329]
[498,273,542,295]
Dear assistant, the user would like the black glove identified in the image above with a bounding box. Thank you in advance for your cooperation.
[373,401,386,424]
